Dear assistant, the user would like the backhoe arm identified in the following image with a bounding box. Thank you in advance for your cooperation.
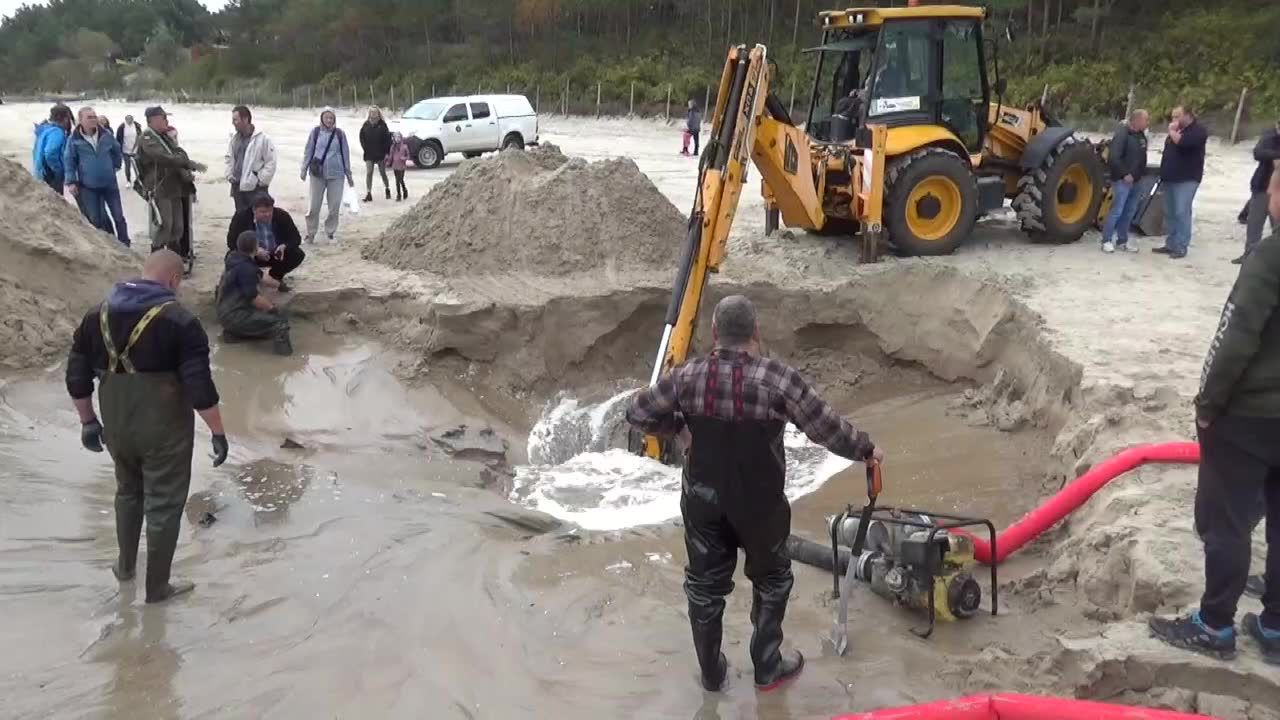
[640,44,772,460]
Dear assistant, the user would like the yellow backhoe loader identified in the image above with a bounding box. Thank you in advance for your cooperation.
[637,4,1108,461]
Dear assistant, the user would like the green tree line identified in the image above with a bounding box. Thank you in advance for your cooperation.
[2,0,1278,128]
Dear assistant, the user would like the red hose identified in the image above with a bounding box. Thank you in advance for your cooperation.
[834,692,1214,719]
[964,442,1200,565]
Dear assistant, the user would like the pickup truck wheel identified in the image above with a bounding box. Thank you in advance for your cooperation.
[416,141,444,169]
[501,133,525,151]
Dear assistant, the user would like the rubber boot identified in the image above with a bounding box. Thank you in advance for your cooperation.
[273,327,293,356]
[113,499,142,582]
[750,584,801,689]
[364,191,373,203]
[144,521,192,603]
[691,619,728,692]
[385,187,391,200]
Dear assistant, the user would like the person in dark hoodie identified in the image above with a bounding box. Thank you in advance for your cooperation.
[359,106,392,202]
[1235,119,1280,265]
[225,193,305,292]
[217,230,293,356]
[1101,109,1150,253]
[33,104,73,194]
[1149,166,1280,664]
[1155,105,1210,260]
[65,106,129,246]
[682,100,702,157]
[66,249,228,604]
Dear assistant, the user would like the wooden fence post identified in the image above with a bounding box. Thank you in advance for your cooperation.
[704,85,710,115]
[564,79,570,115]
[666,84,672,121]
[1040,83,1049,106]
[410,83,415,102]
[1231,87,1249,145]
[788,78,797,117]
[630,81,635,115]
[1124,84,1135,121]
[431,83,436,97]
[391,86,396,110]
[596,82,602,118]
[307,87,311,108]
[353,84,358,108]
[369,83,375,108]
[535,85,540,113]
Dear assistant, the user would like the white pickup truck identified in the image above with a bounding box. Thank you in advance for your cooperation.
[391,94,539,169]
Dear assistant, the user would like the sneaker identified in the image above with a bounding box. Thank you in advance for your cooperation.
[385,187,391,200]
[1148,610,1237,660]
[1119,242,1139,253]
[1102,241,1116,253]
[273,332,294,357]
[1243,613,1280,665]
[1152,247,1172,255]
[363,192,373,203]
[1246,574,1266,599]
[1168,252,1187,260]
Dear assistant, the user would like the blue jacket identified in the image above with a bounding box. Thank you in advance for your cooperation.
[301,124,352,181]
[64,126,122,190]
[33,122,68,181]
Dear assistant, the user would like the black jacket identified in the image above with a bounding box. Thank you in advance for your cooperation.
[1108,124,1148,181]
[359,120,392,162]
[1250,127,1280,193]
[1196,227,1280,422]
[226,207,303,252]
[66,281,219,411]
[1159,120,1209,184]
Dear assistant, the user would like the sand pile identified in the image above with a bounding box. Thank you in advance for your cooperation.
[0,157,138,370]
[364,144,686,277]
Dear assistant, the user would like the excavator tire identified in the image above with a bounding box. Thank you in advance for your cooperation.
[884,147,978,256]
[1013,136,1106,244]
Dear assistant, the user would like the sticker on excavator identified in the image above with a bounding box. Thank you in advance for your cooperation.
[871,96,921,115]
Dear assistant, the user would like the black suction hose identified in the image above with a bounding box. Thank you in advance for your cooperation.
[786,534,850,574]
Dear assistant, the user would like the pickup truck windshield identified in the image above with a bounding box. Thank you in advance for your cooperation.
[405,101,446,120]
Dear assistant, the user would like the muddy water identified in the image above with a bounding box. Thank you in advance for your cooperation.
[0,326,1051,719]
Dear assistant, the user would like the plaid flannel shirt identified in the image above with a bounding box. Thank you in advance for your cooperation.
[626,347,873,461]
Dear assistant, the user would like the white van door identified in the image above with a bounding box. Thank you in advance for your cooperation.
[440,102,471,152]
[467,101,501,150]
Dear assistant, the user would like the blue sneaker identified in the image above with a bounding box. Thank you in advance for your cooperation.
[1148,610,1237,660]
[1243,613,1280,665]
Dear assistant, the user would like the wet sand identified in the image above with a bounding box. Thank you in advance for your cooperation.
[0,317,1056,718]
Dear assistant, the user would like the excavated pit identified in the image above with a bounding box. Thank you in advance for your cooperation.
[3,252,1277,715]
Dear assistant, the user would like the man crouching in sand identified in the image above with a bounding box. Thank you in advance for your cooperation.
[217,231,293,355]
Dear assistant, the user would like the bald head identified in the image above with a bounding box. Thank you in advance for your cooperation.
[143,249,185,289]
[713,295,759,348]
[1129,109,1149,132]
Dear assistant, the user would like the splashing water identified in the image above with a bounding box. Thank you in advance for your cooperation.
[510,394,853,530]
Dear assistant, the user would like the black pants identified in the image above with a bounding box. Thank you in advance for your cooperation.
[394,170,408,198]
[123,154,136,183]
[255,245,306,281]
[1197,416,1280,629]
[44,171,64,195]
[682,486,793,682]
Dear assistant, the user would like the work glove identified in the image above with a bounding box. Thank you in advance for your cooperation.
[81,419,105,453]
[210,434,229,467]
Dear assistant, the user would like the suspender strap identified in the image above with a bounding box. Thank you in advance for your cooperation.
[731,363,744,421]
[100,301,173,374]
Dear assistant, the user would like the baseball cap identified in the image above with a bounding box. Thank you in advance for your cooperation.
[144,106,169,119]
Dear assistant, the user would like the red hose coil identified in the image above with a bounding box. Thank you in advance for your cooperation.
[965,442,1200,565]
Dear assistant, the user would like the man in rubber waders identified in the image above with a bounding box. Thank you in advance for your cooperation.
[1150,167,1280,663]
[626,295,884,692]
[66,249,229,604]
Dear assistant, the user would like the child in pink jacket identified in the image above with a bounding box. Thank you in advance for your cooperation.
[385,132,410,201]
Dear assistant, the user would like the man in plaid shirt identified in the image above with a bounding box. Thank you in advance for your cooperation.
[627,295,882,692]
